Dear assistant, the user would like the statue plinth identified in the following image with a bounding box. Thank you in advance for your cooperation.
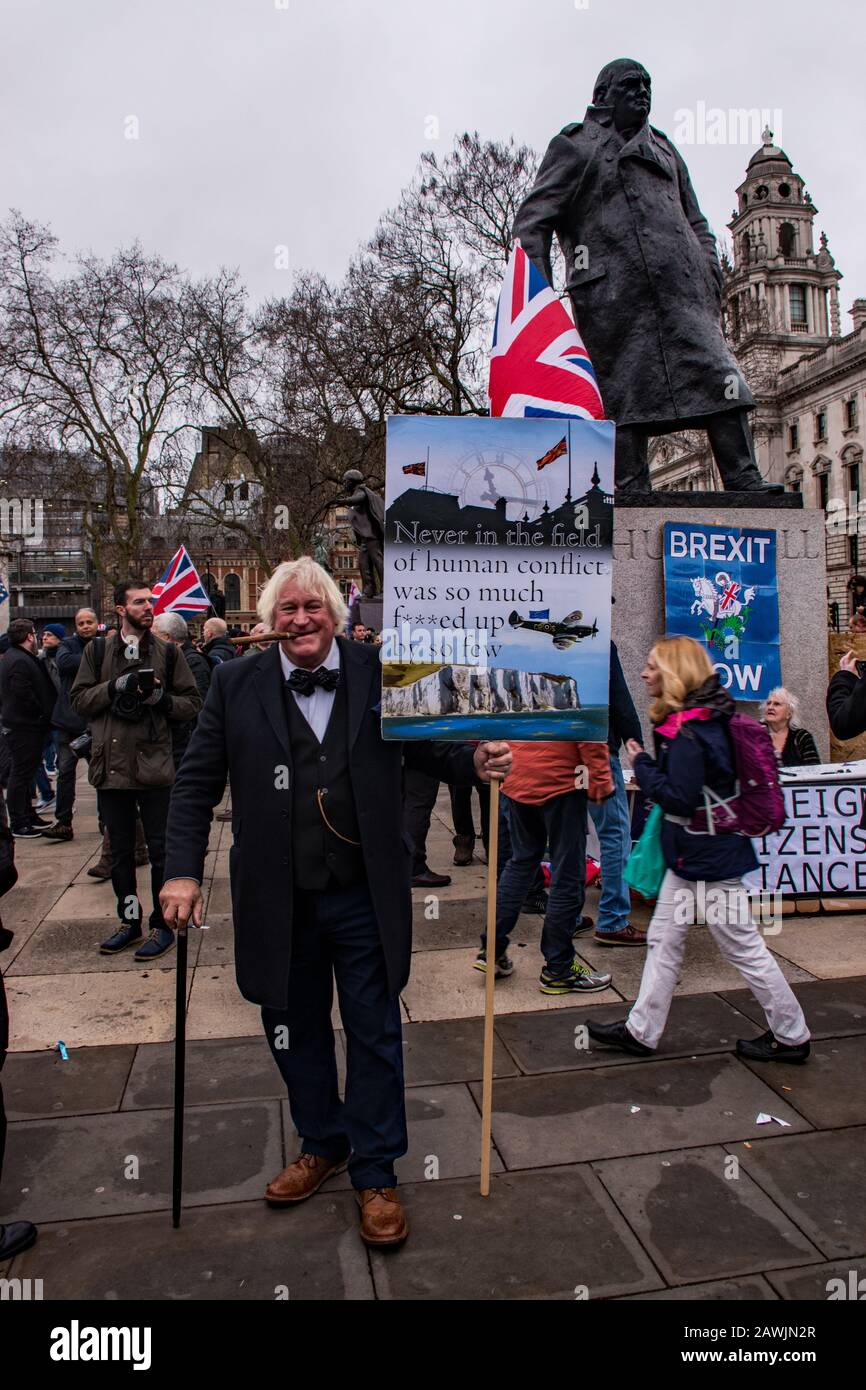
[612,502,828,761]
[629,491,803,509]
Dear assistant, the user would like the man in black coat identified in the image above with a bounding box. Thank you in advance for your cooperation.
[200,617,237,671]
[513,58,781,497]
[41,607,100,842]
[827,651,866,744]
[161,557,510,1247]
[0,619,58,838]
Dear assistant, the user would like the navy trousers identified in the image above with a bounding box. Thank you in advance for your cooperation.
[262,880,407,1191]
[490,791,588,975]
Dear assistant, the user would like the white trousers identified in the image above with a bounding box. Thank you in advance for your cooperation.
[628,870,810,1050]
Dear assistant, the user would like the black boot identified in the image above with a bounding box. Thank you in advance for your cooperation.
[736,1029,810,1064]
[587,1019,654,1057]
[453,834,475,866]
[707,410,784,494]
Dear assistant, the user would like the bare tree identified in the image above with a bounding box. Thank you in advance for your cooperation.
[0,211,194,578]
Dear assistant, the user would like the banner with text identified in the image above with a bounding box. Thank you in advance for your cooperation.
[381,416,614,741]
[663,521,781,700]
[745,773,866,896]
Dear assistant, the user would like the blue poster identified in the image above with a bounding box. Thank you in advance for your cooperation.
[663,522,781,700]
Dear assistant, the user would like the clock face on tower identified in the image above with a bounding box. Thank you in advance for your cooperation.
[447,446,544,521]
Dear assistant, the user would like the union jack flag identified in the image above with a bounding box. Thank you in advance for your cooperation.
[488,242,604,421]
[152,545,212,620]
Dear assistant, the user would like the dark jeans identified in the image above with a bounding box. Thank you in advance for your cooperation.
[496,798,543,889]
[489,791,588,975]
[0,732,10,790]
[403,767,440,875]
[5,725,49,832]
[99,787,171,932]
[262,881,406,1191]
[0,972,7,1190]
[449,783,490,853]
[53,731,80,826]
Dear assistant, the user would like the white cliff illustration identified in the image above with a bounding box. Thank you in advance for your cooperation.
[383,665,580,718]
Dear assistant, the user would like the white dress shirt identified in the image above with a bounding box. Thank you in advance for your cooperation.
[279,639,341,743]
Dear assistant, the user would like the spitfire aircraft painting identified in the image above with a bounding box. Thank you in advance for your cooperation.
[508,608,599,651]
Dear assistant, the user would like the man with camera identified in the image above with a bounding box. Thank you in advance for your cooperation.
[72,581,202,960]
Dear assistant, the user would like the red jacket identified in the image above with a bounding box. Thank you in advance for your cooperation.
[503,741,614,805]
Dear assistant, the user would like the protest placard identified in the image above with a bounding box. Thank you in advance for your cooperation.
[381,415,615,742]
[663,521,781,700]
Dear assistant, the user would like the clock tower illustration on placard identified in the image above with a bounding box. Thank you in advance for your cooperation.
[447,445,544,522]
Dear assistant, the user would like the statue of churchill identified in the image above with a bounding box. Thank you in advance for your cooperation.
[513,58,782,498]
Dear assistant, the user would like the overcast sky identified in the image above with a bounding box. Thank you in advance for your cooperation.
[2,0,864,324]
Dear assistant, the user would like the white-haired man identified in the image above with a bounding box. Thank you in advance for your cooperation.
[161,557,510,1247]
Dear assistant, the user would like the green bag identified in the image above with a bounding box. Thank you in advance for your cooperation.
[623,803,667,901]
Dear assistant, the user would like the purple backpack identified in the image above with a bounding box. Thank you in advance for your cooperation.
[688,714,785,838]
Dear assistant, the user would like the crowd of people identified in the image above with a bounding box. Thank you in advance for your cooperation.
[1,556,865,1257]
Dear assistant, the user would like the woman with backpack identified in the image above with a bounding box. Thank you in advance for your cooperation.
[587,636,810,1064]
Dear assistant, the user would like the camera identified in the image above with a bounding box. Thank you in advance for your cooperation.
[137,667,156,697]
[69,730,92,760]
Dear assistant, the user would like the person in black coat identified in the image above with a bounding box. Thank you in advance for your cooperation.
[0,619,58,837]
[200,618,237,671]
[40,608,100,841]
[588,635,810,1065]
[160,558,510,1247]
[827,650,866,745]
[0,783,37,1260]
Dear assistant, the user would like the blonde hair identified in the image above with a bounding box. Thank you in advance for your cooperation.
[257,556,349,632]
[649,636,715,723]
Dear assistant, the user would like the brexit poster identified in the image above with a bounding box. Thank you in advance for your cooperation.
[662,521,781,700]
[380,416,614,742]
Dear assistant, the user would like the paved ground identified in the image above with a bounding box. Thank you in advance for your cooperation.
[2,771,866,1299]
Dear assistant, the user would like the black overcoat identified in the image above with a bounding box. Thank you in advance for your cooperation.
[513,106,754,429]
[163,636,478,1008]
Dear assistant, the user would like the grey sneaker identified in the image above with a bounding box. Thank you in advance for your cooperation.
[539,958,612,995]
[473,949,514,978]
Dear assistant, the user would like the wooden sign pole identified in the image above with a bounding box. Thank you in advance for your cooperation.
[479,778,500,1197]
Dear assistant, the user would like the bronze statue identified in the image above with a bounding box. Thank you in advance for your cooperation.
[341,470,385,598]
[513,58,782,498]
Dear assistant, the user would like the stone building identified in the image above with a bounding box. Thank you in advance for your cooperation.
[649,130,865,625]
[150,426,362,629]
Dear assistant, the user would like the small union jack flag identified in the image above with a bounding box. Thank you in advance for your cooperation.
[719,580,741,611]
[488,242,604,421]
[152,545,212,620]
[536,437,567,471]
[402,462,426,476]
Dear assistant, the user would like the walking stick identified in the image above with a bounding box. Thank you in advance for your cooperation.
[479,778,500,1197]
[171,923,189,1229]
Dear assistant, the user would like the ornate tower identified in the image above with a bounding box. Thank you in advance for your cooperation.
[725,128,842,377]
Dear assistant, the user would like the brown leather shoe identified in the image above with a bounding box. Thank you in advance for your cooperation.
[265,1152,348,1206]
[356,1187,409,1246]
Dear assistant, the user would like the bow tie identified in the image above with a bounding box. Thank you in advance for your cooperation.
[286,666,340,697]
